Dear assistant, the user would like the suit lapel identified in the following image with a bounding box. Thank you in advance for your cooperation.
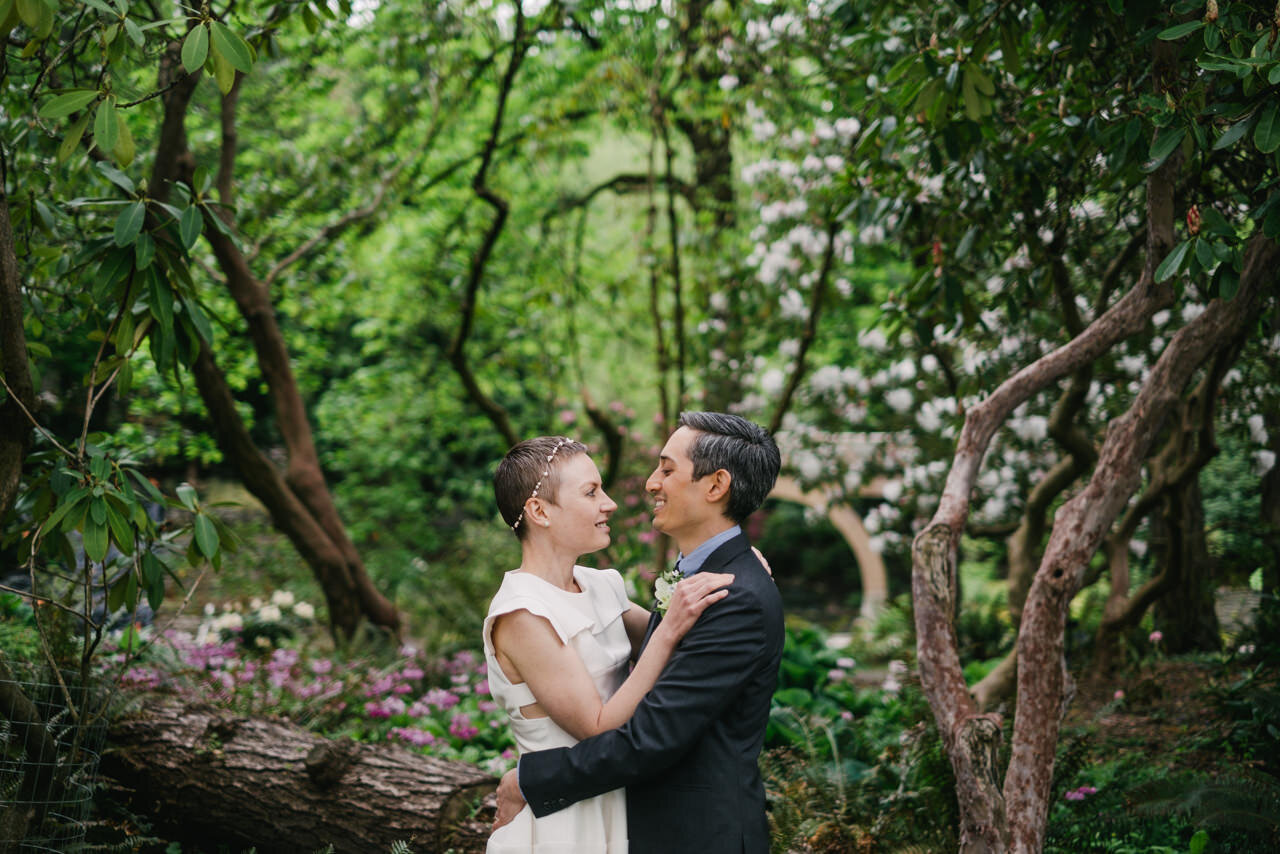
[639,533,756,653]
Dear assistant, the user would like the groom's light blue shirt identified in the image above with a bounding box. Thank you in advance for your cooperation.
[677,525,741,577]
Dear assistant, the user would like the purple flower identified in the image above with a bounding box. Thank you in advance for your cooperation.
[475,679,490,696]
[1148,630,1163,644]
[390,727,437,747]
[478,700,499,713]
[365,697,407,719]
[365,674,397,697]
[422,688,460,710]
[1065,791,1086,801]
[310,658,334,675]
[449,713,479,741]
[401,666,424,681]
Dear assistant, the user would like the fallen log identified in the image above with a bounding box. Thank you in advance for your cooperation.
[102,699,498,853]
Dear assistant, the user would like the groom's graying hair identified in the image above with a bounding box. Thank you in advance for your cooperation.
[679,411,781,523]
[495,436,588,539]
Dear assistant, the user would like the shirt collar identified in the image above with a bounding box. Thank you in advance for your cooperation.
[677,525,742,577]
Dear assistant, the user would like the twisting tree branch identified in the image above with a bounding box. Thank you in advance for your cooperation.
[445,5,528,449]
[768,214,840,435]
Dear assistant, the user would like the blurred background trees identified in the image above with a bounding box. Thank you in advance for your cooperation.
[3,0,1279,849]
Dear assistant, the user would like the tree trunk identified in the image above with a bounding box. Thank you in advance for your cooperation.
[1005,232,1279,853]
[0,190,34,522]
[101,700,496,854]
[145,43,399,639]
[1262,407,1280,594]
[1152,478,1220,653]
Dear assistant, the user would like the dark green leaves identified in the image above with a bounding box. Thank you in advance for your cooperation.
[180,206,203,250]
[210,21,254,73]
[37,89,99,119]
[1143,126,1186,173]
[1157,21,1203,41]
[114,201,146,247]
[1254,103,1280,154]
[181,24,209,73]
[1155,239,1191,282]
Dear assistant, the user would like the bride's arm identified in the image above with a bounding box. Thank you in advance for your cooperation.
[490,572,731,742]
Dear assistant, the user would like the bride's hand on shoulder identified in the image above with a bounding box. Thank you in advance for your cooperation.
[660,572,733,639]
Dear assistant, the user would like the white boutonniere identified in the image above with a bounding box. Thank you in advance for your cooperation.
[653,565,682,616]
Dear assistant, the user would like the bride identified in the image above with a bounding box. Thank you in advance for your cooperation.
[484,436,731,853]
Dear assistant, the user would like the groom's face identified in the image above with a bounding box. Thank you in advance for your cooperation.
[646,426,709,537]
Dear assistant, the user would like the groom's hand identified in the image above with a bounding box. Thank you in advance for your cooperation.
[493,767,526,831]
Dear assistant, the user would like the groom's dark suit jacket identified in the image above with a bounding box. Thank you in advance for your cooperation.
[519,532,784,854]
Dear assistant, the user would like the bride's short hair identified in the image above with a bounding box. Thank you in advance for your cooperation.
[494,436,588,538]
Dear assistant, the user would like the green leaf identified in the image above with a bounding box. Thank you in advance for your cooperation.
[1213,114,1256,150]
[113,200,145,247]
[211,40,236,94]
[1000,24,1021,75]
[123,16,143,46]
[41,493,85,534]
[1219,266,1240,299]
[93,98,119,153]
[1105,0,1123,13]
[134,232,155,269]
[1270,64,1280,86]
[1157,20,1203,41]
[210,20,254,73]
[181,23,208,73]
[114,112,135,167]
[180,295,213,345]
[885,52,918,85]
[1194,238,1215,270]
[83,516,108,563]
[179,205,202,250]
[95,160,135,195]
[1155,239,1191,282]
[175,482,197,511]
[15,0,40,27]
[1143,126,1186,172]
[57,111,91,164]
[961,70,982,121]
[193,513,218,558]
[105,501,134,556]
[38,89,99,119]
[148,270,174,335]
[1189,829,1209,854]
[1254,103,1280,154]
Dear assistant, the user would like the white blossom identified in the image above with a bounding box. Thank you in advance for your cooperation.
[1255,450,1277,475]
[1248,414,1268,446]
[885,388,914,413]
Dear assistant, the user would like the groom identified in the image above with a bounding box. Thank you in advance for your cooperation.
[494,411,783,853]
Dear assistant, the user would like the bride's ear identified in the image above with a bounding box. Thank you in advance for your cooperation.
[525,497,551,529]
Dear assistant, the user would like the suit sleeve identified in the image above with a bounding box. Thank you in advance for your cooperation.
[519,583,767,817]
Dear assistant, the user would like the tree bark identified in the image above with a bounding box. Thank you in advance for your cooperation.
[1262,406,1280,594]
[146,41,399,639]
[0,190,35,522]
[1152,478,1221,653]
[1005,231,1279,853]
[101,700,496,854]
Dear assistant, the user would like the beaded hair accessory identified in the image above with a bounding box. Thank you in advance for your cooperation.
[511,437,570,530]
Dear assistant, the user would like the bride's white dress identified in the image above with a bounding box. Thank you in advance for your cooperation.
[483,566,631,854]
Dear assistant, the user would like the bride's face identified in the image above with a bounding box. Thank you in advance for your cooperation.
[545,453,617,554]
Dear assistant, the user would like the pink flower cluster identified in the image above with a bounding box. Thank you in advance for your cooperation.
[1064,785,1098,801]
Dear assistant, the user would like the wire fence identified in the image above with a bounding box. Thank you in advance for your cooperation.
[0,663,107,853]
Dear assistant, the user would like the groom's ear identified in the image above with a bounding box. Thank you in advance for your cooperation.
[703,469,732,506]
